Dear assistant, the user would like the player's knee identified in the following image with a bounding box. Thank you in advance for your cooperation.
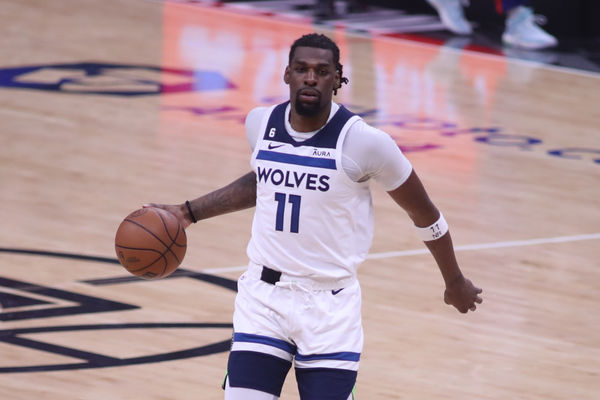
[227,351,292,397]
[295,367,357,400]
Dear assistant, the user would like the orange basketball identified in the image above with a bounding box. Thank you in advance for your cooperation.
[114,207,187,279]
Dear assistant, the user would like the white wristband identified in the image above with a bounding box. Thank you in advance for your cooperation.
[415,213,449,241]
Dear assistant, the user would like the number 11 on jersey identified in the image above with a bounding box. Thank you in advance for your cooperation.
[274,192,301,233]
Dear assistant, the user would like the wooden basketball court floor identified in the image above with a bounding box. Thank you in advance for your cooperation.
[1,1,599,399]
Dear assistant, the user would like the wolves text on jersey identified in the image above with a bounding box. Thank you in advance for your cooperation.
[257,166,330,192]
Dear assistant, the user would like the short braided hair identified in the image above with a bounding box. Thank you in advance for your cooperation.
[289,33,349,95]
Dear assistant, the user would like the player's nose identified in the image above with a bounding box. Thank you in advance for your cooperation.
[304,70,317,85]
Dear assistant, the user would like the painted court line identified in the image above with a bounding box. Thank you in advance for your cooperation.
[202,233,600,274]
[367,232,600,260]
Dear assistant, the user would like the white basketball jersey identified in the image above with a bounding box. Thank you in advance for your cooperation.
[246,102,374,283]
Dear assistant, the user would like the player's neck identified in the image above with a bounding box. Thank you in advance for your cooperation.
[289,104,331,132]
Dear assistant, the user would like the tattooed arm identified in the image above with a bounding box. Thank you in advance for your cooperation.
[144,171,257,229]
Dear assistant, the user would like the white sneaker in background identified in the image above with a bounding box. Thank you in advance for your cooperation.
[502,6,558,50]
[426,0,472,35]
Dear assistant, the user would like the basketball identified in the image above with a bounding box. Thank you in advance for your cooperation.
[114,207,187,279]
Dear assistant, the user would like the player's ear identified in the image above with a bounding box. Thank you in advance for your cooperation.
[334,69,341,90]
[284,66,291,84]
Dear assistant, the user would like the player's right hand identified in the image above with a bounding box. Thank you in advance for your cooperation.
[143,203,192,229]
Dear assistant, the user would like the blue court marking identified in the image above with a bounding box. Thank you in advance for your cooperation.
[0,62,235,96]
[295,351,361,362]
[256,150,336,170]
[233,333,297,354]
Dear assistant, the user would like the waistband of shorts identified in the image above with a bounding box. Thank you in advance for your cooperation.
[246,261,357,291]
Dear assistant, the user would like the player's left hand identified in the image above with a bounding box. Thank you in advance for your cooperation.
[444,276,483,313]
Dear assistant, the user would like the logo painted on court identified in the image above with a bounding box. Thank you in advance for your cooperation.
[0,248,236,373]
[0,62,236,96]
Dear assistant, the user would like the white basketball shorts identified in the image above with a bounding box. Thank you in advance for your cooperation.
[230,262,364,371]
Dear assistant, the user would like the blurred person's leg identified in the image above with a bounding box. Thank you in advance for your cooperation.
[426,0,472,35]
[498,0,558,49]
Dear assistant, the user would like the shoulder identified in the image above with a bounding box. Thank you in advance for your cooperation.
[245,106,272,150]
[342,119,413,189]
[346,119,397,151]
[246,105,284,149]
[245,106,270,131]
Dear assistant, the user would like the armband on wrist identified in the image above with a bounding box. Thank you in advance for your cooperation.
[185,200,198,223]
[415,213,448,241]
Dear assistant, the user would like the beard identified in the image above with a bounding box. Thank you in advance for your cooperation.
[294,92,322,117]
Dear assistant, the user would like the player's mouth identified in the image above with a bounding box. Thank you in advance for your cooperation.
[298,88,320,103]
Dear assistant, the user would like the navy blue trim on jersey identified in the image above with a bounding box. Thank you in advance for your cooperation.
[295,367,357,400]
[233,332,297,354]
[295,351,361,362]
[227,351,292,396]
[256,150,336,170]
[263,101,356,149]
[263,102,288,143]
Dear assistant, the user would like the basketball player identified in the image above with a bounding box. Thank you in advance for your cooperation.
[147,33,483,400]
